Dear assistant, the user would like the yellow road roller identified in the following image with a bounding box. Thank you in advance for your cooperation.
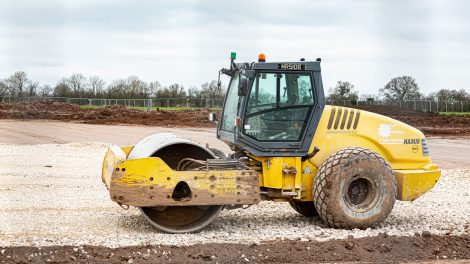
[102,53,440,233]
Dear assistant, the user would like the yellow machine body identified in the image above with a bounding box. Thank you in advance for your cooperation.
[102,106,440,208]
[102,146,260,207]
[251,106,440,202]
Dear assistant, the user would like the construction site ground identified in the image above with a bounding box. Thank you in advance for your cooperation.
[1,103,470,263]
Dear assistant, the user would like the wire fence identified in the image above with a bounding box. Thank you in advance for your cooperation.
[0,96,225,110]
[1,96,470,113]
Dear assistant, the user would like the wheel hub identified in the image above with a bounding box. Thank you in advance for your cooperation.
[347,178,371,206]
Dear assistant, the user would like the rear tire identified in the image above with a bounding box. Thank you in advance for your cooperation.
[312,147,396,229]
[289,200,319,217]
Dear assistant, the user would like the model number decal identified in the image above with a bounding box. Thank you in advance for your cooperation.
[277,63,305,70]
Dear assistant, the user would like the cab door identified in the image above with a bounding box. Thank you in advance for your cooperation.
[238,70,324,156]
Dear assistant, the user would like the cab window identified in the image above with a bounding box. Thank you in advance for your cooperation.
[244,72,315,141]
[220,72,240,133]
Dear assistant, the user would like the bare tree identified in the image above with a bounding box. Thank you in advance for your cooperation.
[380,76,421,101]
[107,79,127,98]
[127,76,149,98]
[39,85,53,97]
[327,81,358,100]
[360,93,380,101]
[199,80,224,98]
[149,81,161,97]
[5,71,30,97]
[27,81,39,96]
[53,81,71,97]
[156,84,186,98]
[188,86,200,98]
[64,74,87,97]
[167,84,186,98]
[88,76,105,96]
[427,89,469,102]
[0,79,8,96]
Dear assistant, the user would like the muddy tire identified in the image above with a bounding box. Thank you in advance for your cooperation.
[289,201,319,217]
[312,147,396,229]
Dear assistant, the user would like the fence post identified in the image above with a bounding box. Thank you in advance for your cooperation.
[148,99,152,112]
[445,101,448,112]
[187,98,189,108]
[462,101,464,113]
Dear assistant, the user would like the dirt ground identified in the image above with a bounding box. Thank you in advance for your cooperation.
[0,102,216,128]
[1,142,468,264]
[1,104,470,264]
[1,235,470,263]
[0,120,468,169]
[1,102,469,136]
[353,105,470,136]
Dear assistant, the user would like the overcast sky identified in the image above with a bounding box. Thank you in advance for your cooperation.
[1,0,469,95]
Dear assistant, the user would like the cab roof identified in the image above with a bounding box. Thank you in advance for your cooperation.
[235,61,321,71]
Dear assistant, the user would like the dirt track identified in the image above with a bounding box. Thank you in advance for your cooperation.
[2,235,470,263]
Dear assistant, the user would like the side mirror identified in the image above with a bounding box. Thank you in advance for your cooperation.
[238,78,248,96]
[208,112,218,122]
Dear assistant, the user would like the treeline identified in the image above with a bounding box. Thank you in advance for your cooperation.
[327,76,470,102]
[0,72,225,99]
[1,71,469,102]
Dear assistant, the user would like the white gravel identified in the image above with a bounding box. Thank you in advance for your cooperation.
[0,143,469,247]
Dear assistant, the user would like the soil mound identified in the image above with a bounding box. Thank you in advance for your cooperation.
[0,102,217,128]
[353,104,470,136]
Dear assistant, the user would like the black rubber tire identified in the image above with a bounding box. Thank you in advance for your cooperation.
[289,200,319,217]
[312,147,397,229]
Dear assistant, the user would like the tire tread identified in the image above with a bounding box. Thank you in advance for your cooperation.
[312,147,396,228]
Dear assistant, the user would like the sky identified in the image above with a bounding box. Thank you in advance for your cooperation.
[1,0,470,95]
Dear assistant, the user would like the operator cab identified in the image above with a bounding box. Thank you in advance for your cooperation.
[217,53,325,157]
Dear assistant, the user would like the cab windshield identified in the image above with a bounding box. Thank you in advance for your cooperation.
[243,72,315,141]
[220,72,241,133]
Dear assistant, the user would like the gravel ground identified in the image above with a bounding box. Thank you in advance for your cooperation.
[0,143,469,248]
